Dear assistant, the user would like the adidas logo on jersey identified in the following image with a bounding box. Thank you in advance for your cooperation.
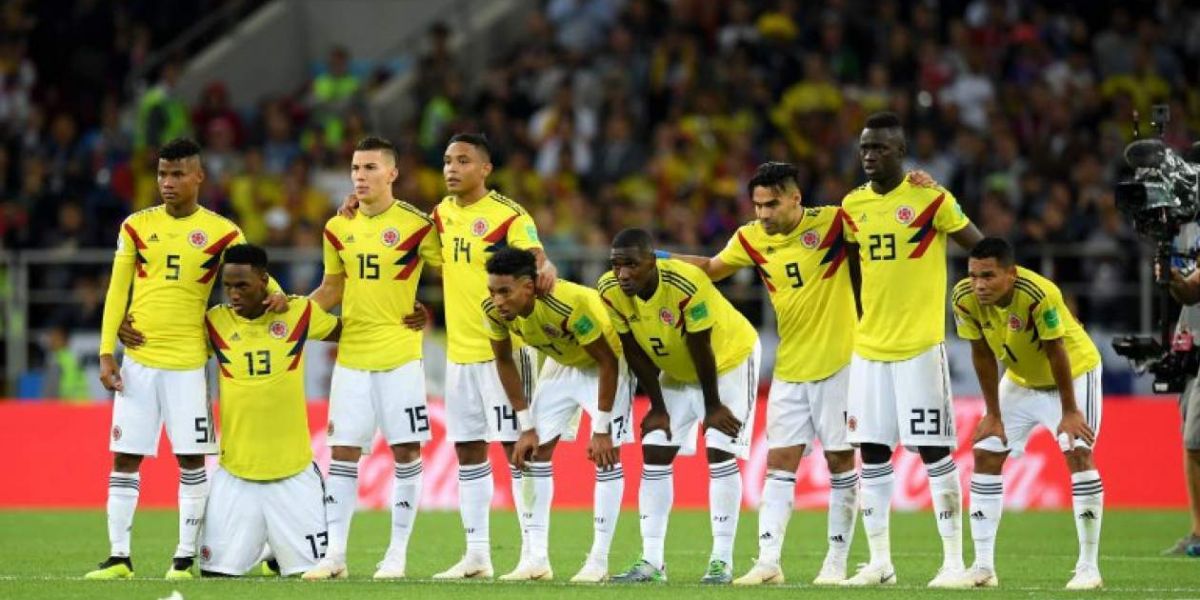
[148,233,159,242]
[231,333,241,341]
[970,510,986,520]
[858,213,867,222]
[345,234,356,243]
[1078,510,1097,520]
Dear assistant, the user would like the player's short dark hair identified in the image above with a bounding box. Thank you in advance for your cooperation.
[747,161,801,196]
[969,237,1015,267]
[223,244,269,272]
[355,135,398,163]
[864,111,903,130]
[485,247,537,280]
[611,228,654,253]
[447,132,492,162]
[158,137,202,161]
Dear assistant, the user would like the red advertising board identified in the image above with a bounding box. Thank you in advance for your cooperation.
[0,397,1186,509]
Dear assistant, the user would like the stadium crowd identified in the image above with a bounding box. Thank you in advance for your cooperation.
[1,0,1200,382]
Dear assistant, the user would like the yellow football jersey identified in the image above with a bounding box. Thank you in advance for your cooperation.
[323,201,441,371]
[205,297,338,481]
[716,206,855,382]
[433,190,542,363]
[483,279,621,368]
[597,259,757,383]
[101,205,249,369]
[952,266,1100,389]
[842,176,971,360]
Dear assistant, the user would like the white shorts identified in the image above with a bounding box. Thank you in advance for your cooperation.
[766,365,851,453]
[328,360,429,450]
[643,341,761,460]
[534,356,635,445]
[200,464,327,576]
[976,364,1103,457]
[109,356,215,457]
[445,347,539,443]
[846,344,956,449]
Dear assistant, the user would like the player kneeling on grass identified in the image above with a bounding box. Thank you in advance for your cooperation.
[598,228,761,584]
[197,244,342,577]
[483,248,634,582]
[951,238,1104,590]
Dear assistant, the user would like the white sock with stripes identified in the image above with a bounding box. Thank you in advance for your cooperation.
[639,464,673,570]
[510,464,530,559]
[386,459,423,562]
[926,455,965,571]
[860,462,894,566]
[525,461,553,560]
[968,473,1004,571]
[175,467,208,559]
[827,469,859,565]
[459,463,493,556]
[1071,470,1104,569]
[325,460,359,561]
[757,469,796,565]
[590,465,624,564]
[708,459,742,566]
[107,472,140,557]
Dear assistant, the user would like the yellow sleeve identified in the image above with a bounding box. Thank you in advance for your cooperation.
[99,226,137,355]
[305,298,339,340]
[506,213,543,251]
[1033,292,1068,341]
[322,222,345,275]
[482,303,510,341]
[419,224,443,267]
[714,230,754,268]
[952,299,983,341]
[682,278,718,333]
[934,189,970,233]
[568,300,604,346]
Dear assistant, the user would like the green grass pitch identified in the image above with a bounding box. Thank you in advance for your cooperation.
[0,509,1196,599]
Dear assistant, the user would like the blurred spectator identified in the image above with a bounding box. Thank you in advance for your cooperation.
[135,59,191,152]
[41,326,90,402]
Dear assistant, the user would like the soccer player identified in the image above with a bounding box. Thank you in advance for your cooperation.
[484,248,634,582]
[90,138,285,580]
[599,228,761,584]
[666,162,859,585]
[951,238,1104,590]
[199,244,340,577]
[301,136,440,580]
[839,112,983,588]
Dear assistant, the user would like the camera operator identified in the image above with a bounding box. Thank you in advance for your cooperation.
[1158,225,1200,555]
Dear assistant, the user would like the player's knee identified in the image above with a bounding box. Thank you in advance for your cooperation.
[917,445,951,464]
[859,443,892,465]
[824,449,856,474]
[455,441,489,465]
[706,448,736,464]
[972,448,1007,475]
[766,446,803,472]
[112,452,143,472]
[390,443,420,464]
[1064,447,1095,472]
[642,445,677,466]
[331,445,363,462]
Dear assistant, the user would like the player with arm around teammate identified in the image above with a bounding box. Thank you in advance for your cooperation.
[197,244,341,577]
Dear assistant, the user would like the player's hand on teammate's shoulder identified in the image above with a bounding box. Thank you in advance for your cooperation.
[98,354,123,392]
[908,169,939,188]
[972,412,1008,445]
[117,315,145,349]
[640,407,672,440]
[403,301,429,331]
[535,260,558,295]
[703,404,743,438]
[336,193,360,219]
[511,430,539,470]
[264,292,289,313]
[588,431,619,471]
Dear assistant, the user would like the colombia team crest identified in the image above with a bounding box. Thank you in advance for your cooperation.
[471,218,489,236]
[659,308,675,326]
[269,320,289,339]
[189,229,208,248]
[1008,314,1023,331]
[800,228,820,249]
[380,227,400,247]
[894,205,916,225]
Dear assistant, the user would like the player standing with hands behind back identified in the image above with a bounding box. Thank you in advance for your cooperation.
[839,112,983,588]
